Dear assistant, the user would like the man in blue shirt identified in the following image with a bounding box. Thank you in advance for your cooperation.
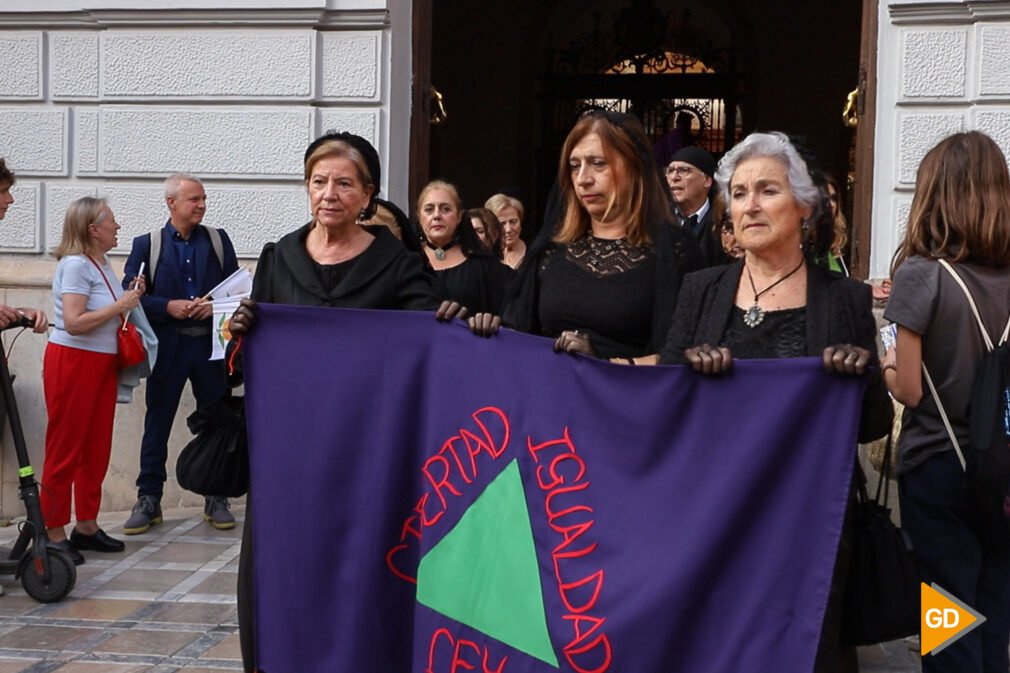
[122,173,239,534]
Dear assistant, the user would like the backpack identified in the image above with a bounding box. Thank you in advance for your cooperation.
[148,226,225,284]
[922,259,1010,539]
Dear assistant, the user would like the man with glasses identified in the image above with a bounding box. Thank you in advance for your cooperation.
[665,146,725,267]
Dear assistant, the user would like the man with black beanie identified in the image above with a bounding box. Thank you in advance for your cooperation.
[665,146,726,267]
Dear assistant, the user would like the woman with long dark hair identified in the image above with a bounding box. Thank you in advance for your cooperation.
[883,130,1010,673]
[503,110,700,363]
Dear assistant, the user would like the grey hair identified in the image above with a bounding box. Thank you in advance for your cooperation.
[164,173,204,199]
[714,132,821,218]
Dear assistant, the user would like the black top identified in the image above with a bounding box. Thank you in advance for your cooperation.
[722,307,808,359]
[660,259,891,443]
[314,258,360,295]
[250,224,439,311]
[504,222,701,357]
[433,256,512,314]
[538,236,656,359]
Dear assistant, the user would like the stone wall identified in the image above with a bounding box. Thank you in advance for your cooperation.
[0,0,410,517]
[871,0,1010,278]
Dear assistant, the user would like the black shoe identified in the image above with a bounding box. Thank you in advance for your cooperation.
[70,528,125,553]
[49,540,84,566]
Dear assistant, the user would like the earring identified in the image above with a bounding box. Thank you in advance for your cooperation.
[358,208,368,222]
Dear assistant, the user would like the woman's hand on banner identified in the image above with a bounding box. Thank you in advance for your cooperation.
[823,344,870,376]
[684,344,733,375]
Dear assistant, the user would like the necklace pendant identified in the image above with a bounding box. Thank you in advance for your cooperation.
[434,248,445,261]
[743,303,765,328]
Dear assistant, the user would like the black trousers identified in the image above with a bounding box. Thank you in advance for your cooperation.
[900,450,1010,673]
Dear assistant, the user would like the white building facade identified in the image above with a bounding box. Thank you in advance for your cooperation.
[0,0,413,513]
[0,0,1005,513]
[871,0,1010,278]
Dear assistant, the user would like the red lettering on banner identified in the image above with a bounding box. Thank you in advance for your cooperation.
[555,566,604,614]
[385,544,414,584]
[564,630,613,673]
[426,629,508,673]
[529,427,610,673]
[387,408,511,583]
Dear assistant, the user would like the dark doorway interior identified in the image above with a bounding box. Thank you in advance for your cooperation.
[422,0,863,251]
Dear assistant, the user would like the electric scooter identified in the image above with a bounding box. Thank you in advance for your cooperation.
[0,316,76,602]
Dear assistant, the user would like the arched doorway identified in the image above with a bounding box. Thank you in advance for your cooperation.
[412,0,871,273]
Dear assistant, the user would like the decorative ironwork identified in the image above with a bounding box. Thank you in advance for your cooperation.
[549,1,721,75]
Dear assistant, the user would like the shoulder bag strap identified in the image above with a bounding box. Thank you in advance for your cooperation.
[205,226,224,269]
[85,255,127,331]
[937,259,1007,350]
[149,230,162,285]
[922,361,967,471]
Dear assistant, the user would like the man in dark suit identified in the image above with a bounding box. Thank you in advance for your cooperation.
[122,173,239,534]
[666,146,726,268]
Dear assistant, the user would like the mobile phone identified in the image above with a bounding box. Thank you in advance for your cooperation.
[879,323,897,351]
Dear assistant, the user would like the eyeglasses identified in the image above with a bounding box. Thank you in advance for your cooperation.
[665,165,694,177]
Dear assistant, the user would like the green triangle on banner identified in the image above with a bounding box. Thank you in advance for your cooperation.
[417,459,559,667]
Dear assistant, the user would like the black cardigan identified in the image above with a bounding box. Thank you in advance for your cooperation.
[660,260,892,443]
[251,223,440,310]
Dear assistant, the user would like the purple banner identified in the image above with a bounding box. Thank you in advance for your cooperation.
[245,304,863,673]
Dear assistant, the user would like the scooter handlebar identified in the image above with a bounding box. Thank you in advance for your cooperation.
[2,314,35,331]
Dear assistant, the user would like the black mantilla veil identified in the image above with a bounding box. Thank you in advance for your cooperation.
[502,109,702,352]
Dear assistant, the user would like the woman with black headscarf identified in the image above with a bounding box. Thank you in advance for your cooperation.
[503,110,701,364]
[228,132,486,673]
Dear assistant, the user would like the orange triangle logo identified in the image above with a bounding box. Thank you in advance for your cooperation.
[921,583,986,656]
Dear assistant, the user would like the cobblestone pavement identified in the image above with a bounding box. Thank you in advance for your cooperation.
[0,506,242,672]
[0,502,925,672]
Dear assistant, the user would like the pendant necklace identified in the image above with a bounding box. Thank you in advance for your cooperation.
[743,258,805,328]
[424,238,458,261]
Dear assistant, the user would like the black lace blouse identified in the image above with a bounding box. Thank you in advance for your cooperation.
[722,306,808,359]
[537,235,656,359]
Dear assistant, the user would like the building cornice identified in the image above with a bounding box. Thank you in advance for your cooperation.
[890,1,1010,24]
[0,8,389,29]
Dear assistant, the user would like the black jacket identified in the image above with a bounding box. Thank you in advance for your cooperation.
[660,260,892,443]
[251,224,439,310]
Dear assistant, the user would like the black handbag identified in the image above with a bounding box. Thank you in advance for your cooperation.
[177,393,249,498]
[841,432,920,645]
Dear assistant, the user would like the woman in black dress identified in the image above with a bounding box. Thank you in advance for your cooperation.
[417,180,511,314]
[228,134,486,673]
[504,110,700,363]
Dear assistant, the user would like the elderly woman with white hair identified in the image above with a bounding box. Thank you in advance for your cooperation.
[659,131,891,673]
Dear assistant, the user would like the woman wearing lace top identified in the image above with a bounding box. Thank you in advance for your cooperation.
[503,110,700,363]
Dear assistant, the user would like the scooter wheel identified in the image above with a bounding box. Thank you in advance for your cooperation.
[20,549,76,603]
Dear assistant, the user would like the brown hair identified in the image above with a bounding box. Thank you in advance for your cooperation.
[824,173,848,256]
[554,112,666,247]
[0,158,14,188]
[416,180,462,214]
[303,139,373,188]
[484,193,524,221]
[891,131,1010,275]
[54,197,108,260]
[466,207,504,259]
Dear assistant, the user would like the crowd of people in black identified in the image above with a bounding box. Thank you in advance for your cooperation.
[2,107,1009,672]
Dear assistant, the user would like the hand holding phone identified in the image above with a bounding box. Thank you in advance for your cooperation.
[879,323,897,352]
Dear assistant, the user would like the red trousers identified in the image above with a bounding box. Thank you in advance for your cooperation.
[41,342,118,528]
